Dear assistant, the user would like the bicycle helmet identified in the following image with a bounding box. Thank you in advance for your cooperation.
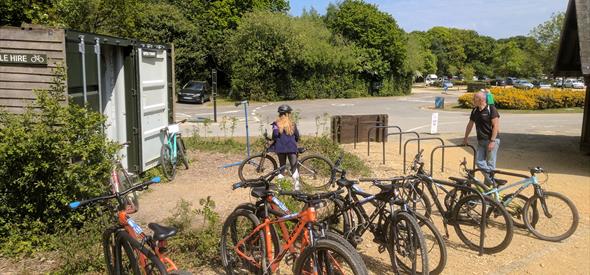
[277,104,292,114]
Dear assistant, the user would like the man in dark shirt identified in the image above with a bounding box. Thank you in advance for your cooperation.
[463,91,500,183]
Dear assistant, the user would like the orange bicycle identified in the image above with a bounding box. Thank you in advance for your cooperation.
[220,168,367,275]
[69,177,189,275]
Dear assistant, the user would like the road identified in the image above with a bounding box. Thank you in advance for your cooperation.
[174,87,584,137]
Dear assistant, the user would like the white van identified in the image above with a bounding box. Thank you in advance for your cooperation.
[425,74,438,86]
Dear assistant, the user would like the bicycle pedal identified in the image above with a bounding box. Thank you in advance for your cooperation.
[378,244,386,253]
[353,235,363,244]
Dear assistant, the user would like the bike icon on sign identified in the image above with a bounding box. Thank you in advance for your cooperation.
[30,55,45,63]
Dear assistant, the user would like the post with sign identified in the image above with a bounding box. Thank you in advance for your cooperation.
[430,112,439,134]
[212,69,218,122]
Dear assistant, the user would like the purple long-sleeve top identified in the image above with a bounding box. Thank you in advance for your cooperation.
[270,122,299,153]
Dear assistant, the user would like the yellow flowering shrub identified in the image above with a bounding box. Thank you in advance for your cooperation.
[458,87,585,110]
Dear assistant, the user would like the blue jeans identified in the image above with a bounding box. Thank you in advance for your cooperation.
[476,139,500,183]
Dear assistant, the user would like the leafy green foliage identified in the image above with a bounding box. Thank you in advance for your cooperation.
[165,198,222,267]
[0,67,116,256]
[530,12,565,75]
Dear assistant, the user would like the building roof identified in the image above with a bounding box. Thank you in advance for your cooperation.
[554,0,590,76]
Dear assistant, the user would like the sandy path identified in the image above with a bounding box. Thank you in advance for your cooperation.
[132,133,590,274]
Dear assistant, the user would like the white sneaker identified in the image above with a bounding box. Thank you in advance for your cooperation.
[294,180,301,191]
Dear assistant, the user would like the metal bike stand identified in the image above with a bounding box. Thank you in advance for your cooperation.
[403,137,445,174]
[221,100,251,168]
[429,144,476,175]
[367,125,402,156]
[382,131,420,164]
[429,179,488,256]
[354,120,383,149]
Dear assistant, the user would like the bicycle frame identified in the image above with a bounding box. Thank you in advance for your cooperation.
[163,129,179,164]
[233,204,318,273]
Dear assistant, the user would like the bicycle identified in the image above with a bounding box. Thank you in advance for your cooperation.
[321,155,435,275]
[110,142,140,213]
[238,131,334,190]
[69,177,189,275]
[160,119,189,180]
[220,167,368,275]
[405,150,514,255]
[453,159,579,242]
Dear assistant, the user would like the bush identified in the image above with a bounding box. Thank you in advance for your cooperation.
[458,87,585,110]
[466,81,490,92]
[0,67,116,256]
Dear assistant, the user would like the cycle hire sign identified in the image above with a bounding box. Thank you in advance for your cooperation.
[0,53,48,65]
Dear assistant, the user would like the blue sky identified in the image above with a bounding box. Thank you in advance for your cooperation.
[289,0,569,39]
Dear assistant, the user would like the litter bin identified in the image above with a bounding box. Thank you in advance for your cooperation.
[435,96,445,109]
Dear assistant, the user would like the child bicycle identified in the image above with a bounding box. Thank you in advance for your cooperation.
[452,159,579,242]
[69,177,190,275]
[220,166,367,275]
[160,119,189,180]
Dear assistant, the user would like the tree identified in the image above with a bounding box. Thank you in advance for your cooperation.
[426,27,467,75]
[492,41,526,77]
[53,0,138,37]
[530,12,565,75]
[0,0,54,26]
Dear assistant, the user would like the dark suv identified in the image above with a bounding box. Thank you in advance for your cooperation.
[177,81,210,104]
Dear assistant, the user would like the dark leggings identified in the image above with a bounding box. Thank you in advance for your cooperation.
[277,153,298,174]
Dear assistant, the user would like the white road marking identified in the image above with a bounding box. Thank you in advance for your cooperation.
[191,110,239,116]
[331,103,355,107]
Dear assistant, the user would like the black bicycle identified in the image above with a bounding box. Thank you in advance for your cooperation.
[238,131,334,189]
[405,150,514,255]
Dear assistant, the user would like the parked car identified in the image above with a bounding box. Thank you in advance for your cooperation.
[514,80,534,89]
[425,74,438,86]
[177,81,210,104]
[505,77,517,85]
[564,79,585,89]
[532,80,551,89]
[490,78,506,86]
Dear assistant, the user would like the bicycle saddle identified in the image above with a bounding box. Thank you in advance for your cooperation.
[336,178,357,188]
[148,223,177,241]
[251,184,277,198]
[297,147,306,154]
[448,177,468,184]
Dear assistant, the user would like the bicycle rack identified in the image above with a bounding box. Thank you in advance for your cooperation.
[426,179,487,256]
[367,125,402,156]
[429,144,476,175]
[403,137,445,174]
[382,131,420,164]
[354,120,383,149]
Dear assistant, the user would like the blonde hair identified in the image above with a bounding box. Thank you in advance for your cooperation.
[276,113,295,135]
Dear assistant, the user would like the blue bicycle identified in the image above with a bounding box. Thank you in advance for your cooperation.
[160,119,189,180]
[450,159,579,242]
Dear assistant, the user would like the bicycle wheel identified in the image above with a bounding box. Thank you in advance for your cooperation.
[115,231,167,274]
[238,154,278,182]
[502,193,530,228]
[103,227,119,275]
[387,211,429,275]
[177,136,189,170]
[318,197,351,238]
[453,194,513,254]
[115,164,140,213]
[398,213,447,275]
[293,238,368,275]
[160,144,176,180]
[221,209,273,274]
[402,184,432,220]
[298,154,335,190]
[523,191,579,242]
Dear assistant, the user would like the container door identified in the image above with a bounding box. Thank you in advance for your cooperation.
[137,48,168,171]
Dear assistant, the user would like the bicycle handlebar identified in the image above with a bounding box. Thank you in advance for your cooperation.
[358,176,406,183]
[231,165,288,190]
[69,177,161,209]
[279,189,344,202]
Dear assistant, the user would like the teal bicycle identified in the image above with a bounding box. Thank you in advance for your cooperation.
[450,159,579,242]
[160,119,189,180]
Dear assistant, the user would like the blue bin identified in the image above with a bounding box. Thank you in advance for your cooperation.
[435,96,445,109]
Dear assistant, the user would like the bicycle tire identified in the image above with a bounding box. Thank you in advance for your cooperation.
[160,144,176,180]
[293,238,368,275]
[115,231,167,274]
[523,191,579,242]
[177,136,189,170]
[319,196,351,238]
[220,209,275,275]
[502,193,530,229]
[403,184,432,220]
[116,163,140,212]
[103,227,120,275]
[387,211,429,275]
[453,194,513,254]
[398,212,447,275]
[238,154,278,182]
[297,154,335,190]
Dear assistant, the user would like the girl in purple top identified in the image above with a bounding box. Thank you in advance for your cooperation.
[270,104,300,189]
